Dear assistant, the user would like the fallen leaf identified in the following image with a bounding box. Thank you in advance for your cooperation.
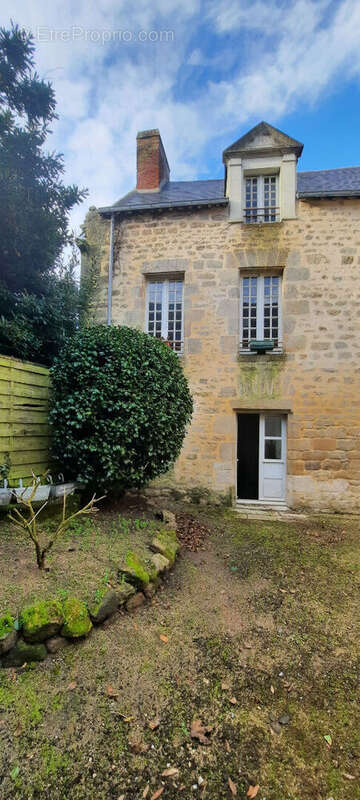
[225,740,231,753]
[149,717,160,730]
[179,787,185,792]
[324,734,332,746]
[14,722,22,737]
[106,685,119,699]
[160,634,168,644]
[67,681,77,691]
[228,776,237,795]
[143,786,150,798]
[162,767,179,777]
[190,719,212,745]
[243,642,253,649]
[151,789,164,800]
[221,681,231,691]
[229,696,238,705]
[247,785,260,798]
[342,772,355,780]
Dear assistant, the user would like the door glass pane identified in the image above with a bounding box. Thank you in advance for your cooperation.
[265,415,281,437]
[265,439,282,459]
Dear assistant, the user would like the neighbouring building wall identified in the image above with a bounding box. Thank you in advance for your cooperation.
[83,197,360,512]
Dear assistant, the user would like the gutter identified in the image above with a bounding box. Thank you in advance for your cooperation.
[106,213,115,326]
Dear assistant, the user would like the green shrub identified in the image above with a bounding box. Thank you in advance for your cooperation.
[50,325,193,491]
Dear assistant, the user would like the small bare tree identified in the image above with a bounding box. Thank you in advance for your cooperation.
[8,479,105,570]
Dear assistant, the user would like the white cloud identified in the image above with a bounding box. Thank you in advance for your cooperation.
[2,0,360,242]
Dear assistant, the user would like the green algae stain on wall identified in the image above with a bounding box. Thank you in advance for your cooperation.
[237,357,287,401]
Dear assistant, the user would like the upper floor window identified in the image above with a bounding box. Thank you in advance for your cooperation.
[244,175,279,223]
[240,274,282,351]
[147,278,184,353]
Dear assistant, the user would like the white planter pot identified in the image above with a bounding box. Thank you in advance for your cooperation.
[50,482,77,499]
[0,489,12,506]
[15,485,51,503]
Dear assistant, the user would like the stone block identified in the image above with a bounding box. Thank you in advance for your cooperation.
[2,639,47,667]
[21,599,64,644]
[61,598,92,639]
[46,636,70,654]
[88,589,118,624]
[126,592,145,612]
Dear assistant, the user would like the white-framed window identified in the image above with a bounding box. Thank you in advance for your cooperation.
[244,175,279,223]
[240,274,282,350]
[146,278,184,353]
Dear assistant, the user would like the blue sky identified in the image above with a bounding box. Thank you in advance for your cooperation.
[2,0,360,232]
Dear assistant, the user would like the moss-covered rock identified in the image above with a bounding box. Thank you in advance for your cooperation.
[152,529,179,566]
[21,599,64,643]
[1,638,47,667]
[61,598,92,639]
[150,552,170,575]
[0,613,17,655]
[115,580,136,606]
[88,588,118,624]
[118,551,151,589]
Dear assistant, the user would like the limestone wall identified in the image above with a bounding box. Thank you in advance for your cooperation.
[83,197,360,512]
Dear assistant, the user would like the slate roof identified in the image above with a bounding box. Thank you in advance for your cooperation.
[99,167,360,215]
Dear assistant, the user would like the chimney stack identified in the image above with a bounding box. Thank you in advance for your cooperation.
[136,129,170,192]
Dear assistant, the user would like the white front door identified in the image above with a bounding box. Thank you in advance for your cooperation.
[259,414,286,502]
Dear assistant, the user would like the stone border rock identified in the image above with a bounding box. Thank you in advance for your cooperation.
[0,517,180,669]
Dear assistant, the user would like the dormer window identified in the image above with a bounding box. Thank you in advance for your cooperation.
[223,121,303,223]
[244,175,279,223]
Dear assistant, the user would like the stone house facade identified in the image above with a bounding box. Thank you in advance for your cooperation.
[81,122,360,512]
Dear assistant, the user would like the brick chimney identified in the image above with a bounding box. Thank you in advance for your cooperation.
[136,129,170,192]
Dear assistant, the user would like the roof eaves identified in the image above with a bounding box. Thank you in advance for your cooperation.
[98,197,229,215]
[298,190,360,198]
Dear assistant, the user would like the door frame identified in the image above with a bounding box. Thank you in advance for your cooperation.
[236,411,288,506]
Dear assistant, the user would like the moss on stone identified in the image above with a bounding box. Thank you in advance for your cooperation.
[21,599,64,643]
[61,598,92,639]
[119,551,150,588]
[152,530,179,566]
[0,612,15,639]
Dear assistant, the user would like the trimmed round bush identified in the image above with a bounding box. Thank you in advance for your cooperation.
[50,325,193,491]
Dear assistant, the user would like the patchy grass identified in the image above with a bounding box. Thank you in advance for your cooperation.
[0,503,359,799]
[0,500,158,613]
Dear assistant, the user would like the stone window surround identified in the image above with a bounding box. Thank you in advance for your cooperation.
[143,268,185,354]
[239,267,284,356]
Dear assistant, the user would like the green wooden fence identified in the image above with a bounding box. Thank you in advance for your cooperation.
[0,355,50,486]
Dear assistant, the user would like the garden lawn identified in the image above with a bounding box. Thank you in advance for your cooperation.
[0,502,359,800]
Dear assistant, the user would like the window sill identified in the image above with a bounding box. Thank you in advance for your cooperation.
[237,350,286,363]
